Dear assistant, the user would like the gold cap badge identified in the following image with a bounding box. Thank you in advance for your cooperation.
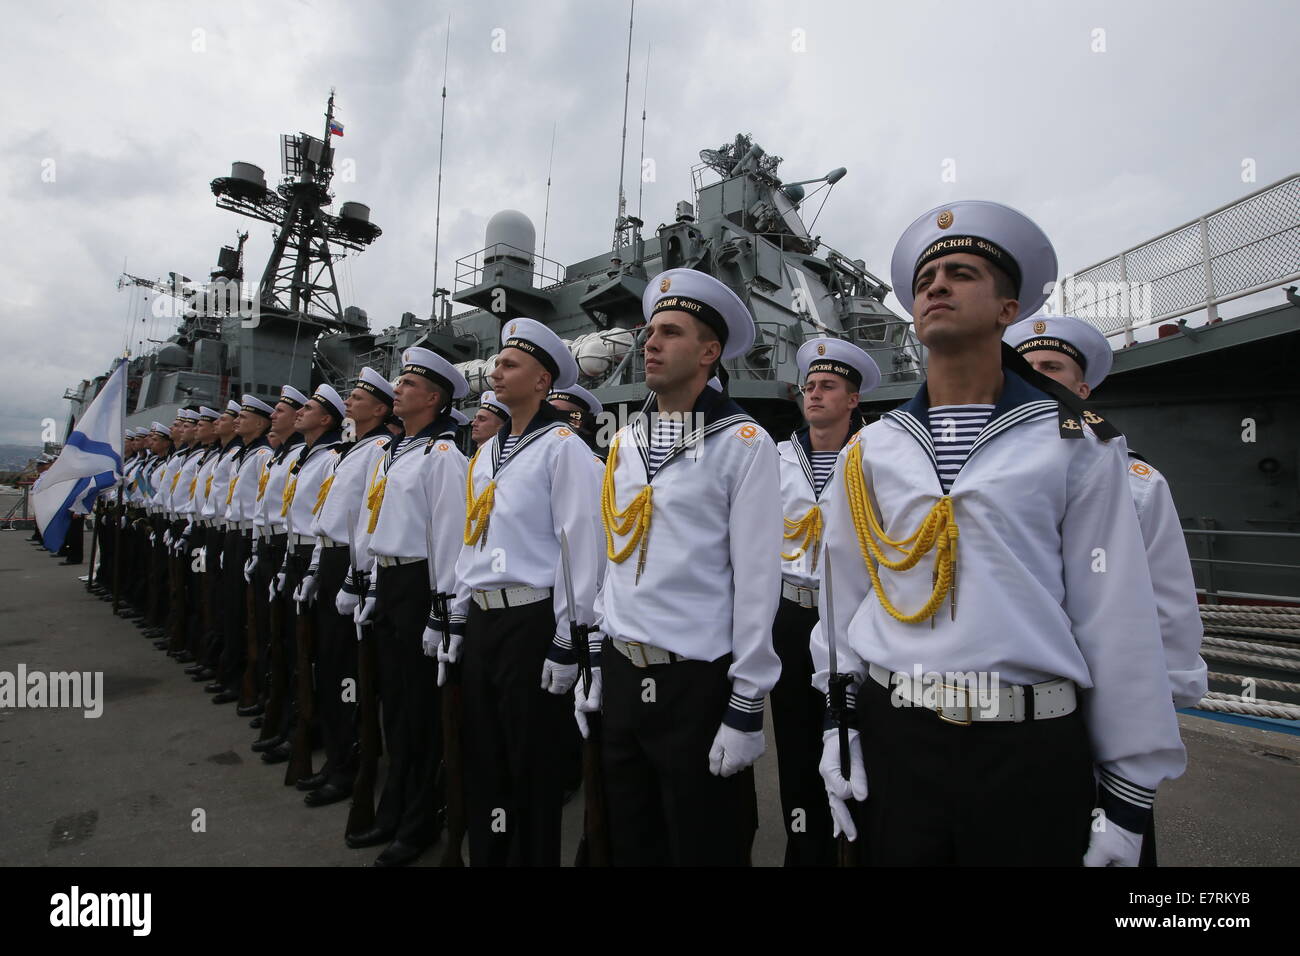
[1033,320,1046,334]
[816,343,826,356]
[660,277,671,293]
[937,210,953,229]
[508,322,516,335]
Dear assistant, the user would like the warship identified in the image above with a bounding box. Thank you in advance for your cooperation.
[58,93,1300,726]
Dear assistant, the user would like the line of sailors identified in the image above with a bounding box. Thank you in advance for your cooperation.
[90,195,1207,867]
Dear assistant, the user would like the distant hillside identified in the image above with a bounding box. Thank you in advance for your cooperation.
[0,444,42,472]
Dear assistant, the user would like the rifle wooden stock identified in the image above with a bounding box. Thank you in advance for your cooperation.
[239,568,259,708]
[346,624,380,837]
[285,590,316,786]
[438,660,466,867]
[86,504,100,591]
[572,710,611,866]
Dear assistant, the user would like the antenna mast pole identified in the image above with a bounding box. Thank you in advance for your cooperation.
[637,44,651,220]
[432,15,452,322]
[614,0,635,248]
[541,123,557,265]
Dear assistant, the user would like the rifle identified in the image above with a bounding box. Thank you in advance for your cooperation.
[823,547,858,868]
[345,524,380,838]
[428,524,465,867]
[111,488,124,614]
[239,532,259,709]
[86,499,101,591]
[285,512,316,786]
[563,529,610,867]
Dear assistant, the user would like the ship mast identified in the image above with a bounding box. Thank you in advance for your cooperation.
[612,0,635,251]
[431,15,452,325]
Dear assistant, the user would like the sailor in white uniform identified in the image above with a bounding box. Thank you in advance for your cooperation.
[591,269,783,865]
[250,386,308,752]
[175,407,222,666]
[140,422,174,634]
[771,338,880,866]
[1006,312,1208,866]
[216,397,274,716]
[454,318,601,866]
[349,348,469,867]
[813,200,1185,866]
[470,390,508,449]
[296,368,395,809]
[276,384,346,786]
[188,400,244,685]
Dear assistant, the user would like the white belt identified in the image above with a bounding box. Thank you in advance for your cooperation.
[319,534,346,549]
[232,519,256,531]
[781,579,818,609]
[867,662,1077,725]
[472,584,550,610]
[376,554,425,568]
[611,637,684,668]
[288,533,315,547]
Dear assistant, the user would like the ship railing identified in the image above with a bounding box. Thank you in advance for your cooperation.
[453,243,567,293]
[1057,173,1300,346]
[1183,526,1300,605]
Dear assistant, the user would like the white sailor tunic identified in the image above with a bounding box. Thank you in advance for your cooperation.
[811,370,1186,830]
[1126,456,1208,709]
[363,417,469,632]
[595,389,783,725]
[456,405,601,646]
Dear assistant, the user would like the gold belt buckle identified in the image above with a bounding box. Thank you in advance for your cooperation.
[624,641,648,668]
[935,682,973,726]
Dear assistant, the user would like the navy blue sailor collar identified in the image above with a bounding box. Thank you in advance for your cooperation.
[490,401,565,473]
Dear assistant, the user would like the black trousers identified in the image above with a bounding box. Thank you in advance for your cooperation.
[858,674,1095,865]
[200,529,226,668]
[463,599,569,866]
[373,561,440,846]
[601,639,755,866]
[183,526,207,659]
[315,545,357,789]
[259,537,294,736]
[94,509,111,583]
[61,514,84,562]
[770,595,836,866]
[281,542,316,739]
[217,530,249,691]
[146,518,168,626]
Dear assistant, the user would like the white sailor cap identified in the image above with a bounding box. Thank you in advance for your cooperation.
[450,407,469,427]
[198,406,221,421]
[241,394,275,418]
[177,408,200,422]
[1004,314,1113,389]
[356,366,395,406]
[891,200,1057,319]
[796,338,881,393]
[643,269,755,360]
[124,427,138,438]
[151,421,171,437]
[309,383,346,423]
[279,385,308,410]
[402,346,469,400]
[478,390,509,420]
[498,318,578,390]
[224,399,242,417]
[548,384,602,416]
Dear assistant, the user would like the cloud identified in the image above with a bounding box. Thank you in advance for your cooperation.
[1,0,1297,443]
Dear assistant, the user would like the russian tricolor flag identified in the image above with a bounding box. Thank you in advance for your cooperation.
[328,119,344,137]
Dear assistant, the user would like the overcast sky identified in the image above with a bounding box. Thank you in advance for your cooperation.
[2,0,1297,444]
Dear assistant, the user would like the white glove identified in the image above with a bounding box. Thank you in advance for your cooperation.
[437,632,463,687]
[1082,814,1144,867]
[573,667,603,739]
[163,530,173,548]
[541,657,578,696]
[293,573,318,605]
[708,723,765,777]
[149,531,156,546]
[218,550,223,571]
[120,515,128,529]
[353,593,376,625]
[243,554,257,583]
[819,728,868,841]
[271,570,286,598]
[422,625,443,659]
[335,588,359,618]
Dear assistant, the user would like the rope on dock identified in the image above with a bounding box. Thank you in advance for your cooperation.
[1207,671,1300,695]
[1193,694,1300,720]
